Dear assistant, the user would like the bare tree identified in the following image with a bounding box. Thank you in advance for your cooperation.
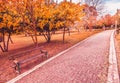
[84,0,105,14]
[63,0,67,2]
[82,4,98,31]
[44,0,55,5]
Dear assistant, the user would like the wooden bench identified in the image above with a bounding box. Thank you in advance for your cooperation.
[11,48,48,74]
[9,47,46,60]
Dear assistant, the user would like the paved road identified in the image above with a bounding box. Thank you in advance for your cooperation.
[16,30,113,83]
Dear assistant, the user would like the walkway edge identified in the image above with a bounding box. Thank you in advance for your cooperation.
[107,30,120,83]
[7,31,99,83]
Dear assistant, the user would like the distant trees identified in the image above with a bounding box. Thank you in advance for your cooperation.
[95,14,116,30]
[102,14,114,27]
[104,14,113,27]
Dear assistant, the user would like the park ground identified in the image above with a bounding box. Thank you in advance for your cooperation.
[115,33,120,78]
[0,29,102,82]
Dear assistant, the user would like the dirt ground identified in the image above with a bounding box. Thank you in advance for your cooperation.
[0,29,102,82]
[115,33,120,78]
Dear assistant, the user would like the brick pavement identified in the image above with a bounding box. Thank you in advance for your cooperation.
[9,30,113,83]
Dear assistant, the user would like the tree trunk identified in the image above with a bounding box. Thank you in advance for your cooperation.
[47,31,51,43]
[10,35,13,44]
[6,32,11,51]
[68,28,70,36]
[31,15,38,47]
[63,27,66,43]
[89,26,92,32]
[89,22,93,31]
[34,28,38,46]
[0,45,4,52]
[3,32,7,51]
[43,31,51,43]
[0,31,11,52]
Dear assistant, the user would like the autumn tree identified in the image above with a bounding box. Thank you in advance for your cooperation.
[55,1,84,43]
[14,0,43,46]
[104,14,113,27]
[0,0,17,52]
[37,3,58,43]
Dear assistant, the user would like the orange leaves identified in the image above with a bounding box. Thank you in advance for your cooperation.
[0,0,20,29]
[0,0,85,31]
[57,2,84,26]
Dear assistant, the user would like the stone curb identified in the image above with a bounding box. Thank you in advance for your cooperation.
[107,30,120,83]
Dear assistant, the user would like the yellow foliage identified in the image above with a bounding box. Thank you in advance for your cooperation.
[0,0,85,31]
